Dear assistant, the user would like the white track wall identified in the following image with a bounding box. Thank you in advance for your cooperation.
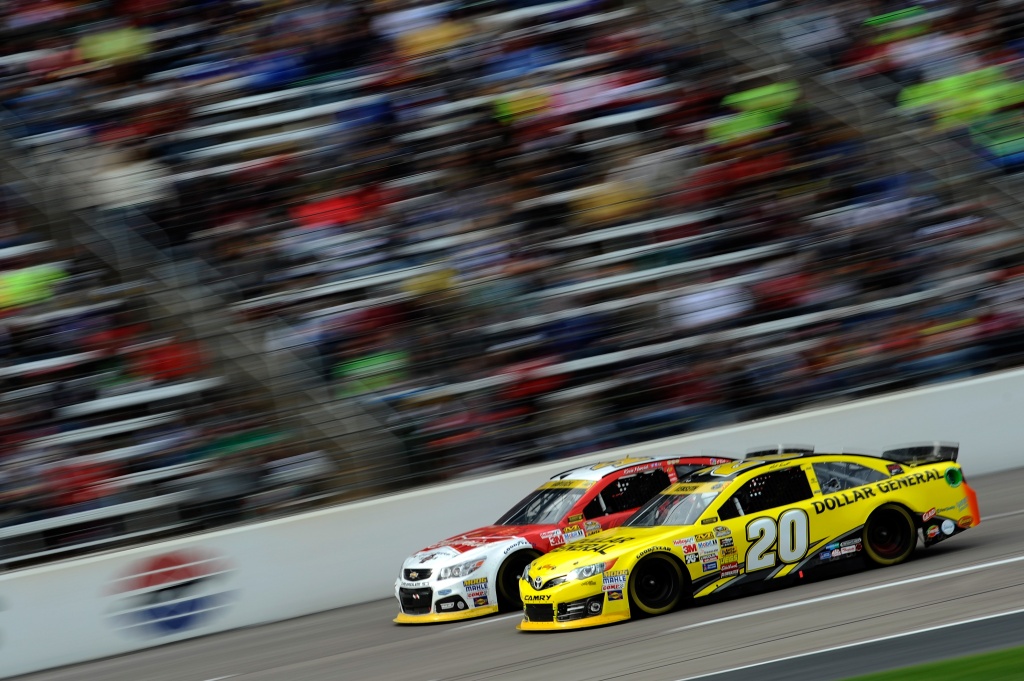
[3,369,1024,677]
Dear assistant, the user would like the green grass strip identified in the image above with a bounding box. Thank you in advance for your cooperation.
[844,644,1024,680]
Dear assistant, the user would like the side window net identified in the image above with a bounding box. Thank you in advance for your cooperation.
[720,467,813,518]
[595,470,672,515]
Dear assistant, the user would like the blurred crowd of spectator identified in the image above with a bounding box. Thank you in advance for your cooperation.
[0,184,335,554]
[2,0,1024,512]
[756,0,1024,171]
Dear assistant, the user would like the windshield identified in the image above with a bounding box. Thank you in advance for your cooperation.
[624,481,729,527]
[496,481,592,526]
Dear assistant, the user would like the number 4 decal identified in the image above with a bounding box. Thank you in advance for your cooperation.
[745,509,809,572]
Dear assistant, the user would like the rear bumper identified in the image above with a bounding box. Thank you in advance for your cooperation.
[964,482,981,526]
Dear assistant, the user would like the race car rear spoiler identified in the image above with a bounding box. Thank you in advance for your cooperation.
[882,442,960,465]
[744,444,815,458]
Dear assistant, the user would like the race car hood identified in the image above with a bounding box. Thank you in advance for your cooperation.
[530,526,679,575]
[408,525,540,565]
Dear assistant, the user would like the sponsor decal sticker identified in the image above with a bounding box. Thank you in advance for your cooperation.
[464,577,488,599]
[840,539,861,548]
[524,595,551,602]
[887,464,904,476]
[542,530,565,547]
[473,596,489,607]
[567,514,584,523]
[941,519,956,535]
[603,570,628,592]
[702,561,718,573]
[813,469,948,515]
[417,547,460,561]
[927,525,940,539]
[563,525,586,542]
[438,589,452,596]
[685,553,699,564]
[697,539,719,553]
[105,549,236,637]
[819,551,833,561]
[831,549,842,558]
[721,537,734,548]
[674,537,697,552]
[957,498,969,511]
[841,545,856,555]
[714,526,731,538]
[825,542,839,551]
[696,532,715,541]
[958,516,973,529]
[439,602,454,610]
[551,536,635,555]
[540,479,595,489]
[922,508,936,522]
[584,520,602,535]
[665,482,728,496]
[607,589,624,600]
[701,517,719,525]
[945,468,963,488]
[622,463,662,475]
[720,562,739,577]
[503,539,530,555]
[589,457,652,471]
[638,546,671,558]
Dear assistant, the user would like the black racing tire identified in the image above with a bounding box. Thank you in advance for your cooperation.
[863,504,917,567]
[497,550,541,610]
[628,553,685,617]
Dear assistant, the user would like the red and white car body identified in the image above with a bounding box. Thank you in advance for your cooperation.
[394,454,733,623]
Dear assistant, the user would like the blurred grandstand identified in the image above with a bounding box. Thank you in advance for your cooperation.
[2,0,1024,567]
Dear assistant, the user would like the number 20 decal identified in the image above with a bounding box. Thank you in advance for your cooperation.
[745,509,809,572]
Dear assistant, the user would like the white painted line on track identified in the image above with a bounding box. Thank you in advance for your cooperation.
[665,552,1024,634]
[984,509,1024,520]
[673,605,1024,680]
[450,613,522,631]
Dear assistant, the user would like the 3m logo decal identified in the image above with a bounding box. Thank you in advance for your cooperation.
[105,549,236,637]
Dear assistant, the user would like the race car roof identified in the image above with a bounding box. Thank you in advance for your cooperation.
[548,456,684,483]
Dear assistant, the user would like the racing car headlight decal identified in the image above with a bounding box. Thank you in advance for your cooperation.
[438,559,485,580]
[568,559,617,582]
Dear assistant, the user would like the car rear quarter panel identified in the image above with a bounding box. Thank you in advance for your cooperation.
[807,463,975,540]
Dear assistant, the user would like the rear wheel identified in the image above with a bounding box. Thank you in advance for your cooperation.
[497,550,541,610]
[628,554,684,617]
[863,504,916,567]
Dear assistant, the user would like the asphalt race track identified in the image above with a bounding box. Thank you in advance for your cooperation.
[20,467,1024,681]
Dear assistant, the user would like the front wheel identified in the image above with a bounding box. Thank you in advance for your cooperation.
[628,554,684,617]
[863,504,917,567]
[497,550,541,610]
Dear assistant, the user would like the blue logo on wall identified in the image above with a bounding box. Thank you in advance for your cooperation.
[106,549,236,637]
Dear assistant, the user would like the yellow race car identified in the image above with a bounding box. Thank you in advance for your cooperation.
[518,443,980,630]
